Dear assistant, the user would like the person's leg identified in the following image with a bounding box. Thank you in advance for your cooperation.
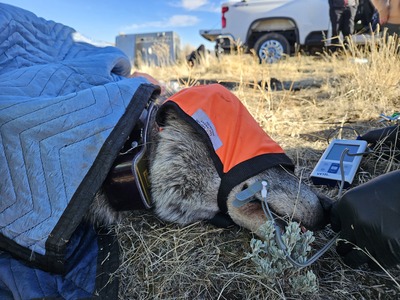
[341,6,357,37]
[340,6,357,49]
[329,8,340,38]
[330,7,342,45]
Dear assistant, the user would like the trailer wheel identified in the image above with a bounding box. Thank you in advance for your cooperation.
[254,33,290,64]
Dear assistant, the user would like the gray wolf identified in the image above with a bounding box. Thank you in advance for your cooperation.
[88,84,328,235]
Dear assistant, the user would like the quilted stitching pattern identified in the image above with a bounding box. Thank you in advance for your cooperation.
[0,3,149,260]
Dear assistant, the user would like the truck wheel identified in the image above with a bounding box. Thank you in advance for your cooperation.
[254,33,290,64]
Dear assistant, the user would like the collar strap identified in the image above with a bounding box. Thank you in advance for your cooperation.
[104,98,159,211]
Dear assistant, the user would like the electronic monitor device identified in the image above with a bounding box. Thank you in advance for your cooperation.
[310,139,368,187]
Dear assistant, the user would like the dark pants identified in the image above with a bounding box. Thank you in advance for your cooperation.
[382,23,400,53]
[383,23,400,37]
[329,6,358,46]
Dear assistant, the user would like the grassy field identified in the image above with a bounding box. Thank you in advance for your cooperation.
[113,38,400,299]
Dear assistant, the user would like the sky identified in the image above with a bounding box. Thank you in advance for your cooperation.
[2,0,229,49]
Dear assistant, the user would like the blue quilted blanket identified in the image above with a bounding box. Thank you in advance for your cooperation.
[0,3,159,298]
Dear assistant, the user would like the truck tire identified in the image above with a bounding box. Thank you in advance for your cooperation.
[254,33,290,64]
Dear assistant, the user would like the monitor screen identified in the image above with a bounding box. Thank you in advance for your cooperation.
[326,143,360,162]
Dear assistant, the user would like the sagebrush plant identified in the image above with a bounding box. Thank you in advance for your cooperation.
[245,221,318,296]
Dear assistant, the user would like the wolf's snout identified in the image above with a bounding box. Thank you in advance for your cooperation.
[225,167,329,235]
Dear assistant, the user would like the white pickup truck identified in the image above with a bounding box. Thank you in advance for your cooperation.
[200,0,375,63]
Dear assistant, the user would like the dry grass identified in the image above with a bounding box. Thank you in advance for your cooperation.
[113,38,400,299]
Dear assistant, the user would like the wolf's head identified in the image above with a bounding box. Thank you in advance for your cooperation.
[149,86,329,233]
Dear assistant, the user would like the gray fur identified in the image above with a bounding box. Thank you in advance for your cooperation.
[87,188,127,227]
[148,110,220,225]
[88,102,328,233]
[148,108,326,231]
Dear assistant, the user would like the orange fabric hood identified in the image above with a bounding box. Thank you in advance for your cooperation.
[156,84,294,213]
